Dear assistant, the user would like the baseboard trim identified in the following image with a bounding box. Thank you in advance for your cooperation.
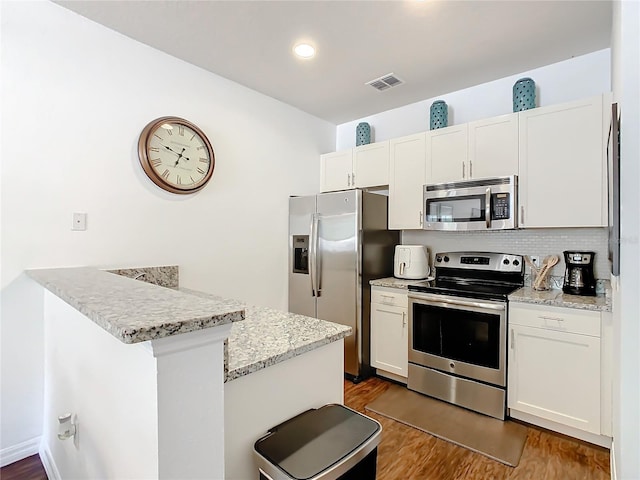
[39,443,61,480]
[0,436,40,468]
[509,409,612,448]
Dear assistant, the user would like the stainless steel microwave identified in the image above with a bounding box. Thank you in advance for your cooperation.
[423,175,517,231]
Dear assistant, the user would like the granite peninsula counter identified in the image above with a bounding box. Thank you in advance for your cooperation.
[181,289,351,381]
[27,266,351,380]
[29,266,351,479]
[26,267,245,343]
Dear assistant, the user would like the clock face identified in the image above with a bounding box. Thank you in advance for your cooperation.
[138,117,215,194]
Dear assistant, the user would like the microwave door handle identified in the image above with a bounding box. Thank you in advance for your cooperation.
[485,187,491,228]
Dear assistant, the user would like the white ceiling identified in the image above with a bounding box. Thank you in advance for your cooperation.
[55,0,612,124]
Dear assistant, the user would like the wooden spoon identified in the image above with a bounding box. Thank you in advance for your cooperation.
[533,255,559,290]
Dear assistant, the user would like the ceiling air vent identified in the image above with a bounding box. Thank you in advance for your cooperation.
[366,73,404,91]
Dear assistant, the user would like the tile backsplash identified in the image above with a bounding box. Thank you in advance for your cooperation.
[402,227,610,279]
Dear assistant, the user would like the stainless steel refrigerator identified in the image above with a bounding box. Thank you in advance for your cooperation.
[289,190,399,381]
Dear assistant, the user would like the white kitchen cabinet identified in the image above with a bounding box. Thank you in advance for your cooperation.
[468,113,519,179]
[353,141,389,188]
[320,141,390,193]
[508,303,603,437]
[518,94,608,228]
[320,149,352,192]
[388,133,427,230]
[426,124,468,184]
[426,114,518,185]
[371,287,408,380]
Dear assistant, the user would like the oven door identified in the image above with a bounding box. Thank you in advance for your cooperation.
[407,291,507,387]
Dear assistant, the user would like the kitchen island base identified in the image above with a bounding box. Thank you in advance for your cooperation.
[225,340,344,480]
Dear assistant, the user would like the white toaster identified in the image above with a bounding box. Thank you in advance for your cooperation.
[394,245,430,279]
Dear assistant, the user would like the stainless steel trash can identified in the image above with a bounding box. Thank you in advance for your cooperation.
[254,404,382,480]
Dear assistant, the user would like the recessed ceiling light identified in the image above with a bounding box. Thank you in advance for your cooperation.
[294,43,315,59]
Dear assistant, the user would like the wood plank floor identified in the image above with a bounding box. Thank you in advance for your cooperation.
[0,454,47,480]
[345,376,611,480]
[2,377,610,480]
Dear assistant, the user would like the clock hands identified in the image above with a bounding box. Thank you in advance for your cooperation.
[160,144,191,166]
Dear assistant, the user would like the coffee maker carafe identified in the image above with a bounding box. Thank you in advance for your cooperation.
[562,251,596,296]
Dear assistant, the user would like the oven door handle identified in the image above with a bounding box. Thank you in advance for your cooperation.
[408,293,505,312]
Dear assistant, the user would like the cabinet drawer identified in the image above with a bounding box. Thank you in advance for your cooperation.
[371,288,407,307]
[509,303,600,337]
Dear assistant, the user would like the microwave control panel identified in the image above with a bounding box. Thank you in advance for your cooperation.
[491,193,510,220]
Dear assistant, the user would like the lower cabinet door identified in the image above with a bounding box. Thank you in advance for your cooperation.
[371,303,408,377]
[508,324,601,434]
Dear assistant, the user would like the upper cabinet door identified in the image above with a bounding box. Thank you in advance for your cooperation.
[353,141,390,188]
[389,133,427,230]
[468,113,519,180]
[426,124,468,184]
[518,95,607,228]
[320,150,353,192]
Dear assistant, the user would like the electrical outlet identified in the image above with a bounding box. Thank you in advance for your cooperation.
[530,255,541,269]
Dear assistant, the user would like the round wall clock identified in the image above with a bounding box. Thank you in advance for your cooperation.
[138,116,215,194]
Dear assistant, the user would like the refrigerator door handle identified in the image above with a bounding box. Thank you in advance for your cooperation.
[313,213,321,296]
[309,213,317,297]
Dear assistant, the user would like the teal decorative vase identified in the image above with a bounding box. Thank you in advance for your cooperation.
[513,78,536,111]
[356,122,371,146]
[430,100,448,129]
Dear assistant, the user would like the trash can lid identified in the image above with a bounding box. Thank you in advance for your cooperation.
[254,404,381,480]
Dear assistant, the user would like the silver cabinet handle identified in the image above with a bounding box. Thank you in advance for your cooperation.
[419,211,423,226]
[462,162,466,179]
[539,315,565,322]
[352,173,355,186]
[469,160,473,178]
[510,329,515,349]
[402,311,407,327]
[347,173,351,186]
[485,187,491,229]
[520,205,525,225]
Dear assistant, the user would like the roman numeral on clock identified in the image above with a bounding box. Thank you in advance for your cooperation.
[151,158,162,167]
[197,167,206,175]
[161,169,170,180]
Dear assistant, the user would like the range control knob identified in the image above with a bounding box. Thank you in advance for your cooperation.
[513,259,520,266]
[436,255,442,263]
[443,256,450,262]
[503,258,510,265]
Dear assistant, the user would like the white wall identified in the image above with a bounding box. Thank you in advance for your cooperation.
[336,49,610,150]
[0,0,333,456]
[611,1,640,479]
[42,292,159,479]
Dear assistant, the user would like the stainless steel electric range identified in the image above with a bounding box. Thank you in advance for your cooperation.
[407,251,524,420]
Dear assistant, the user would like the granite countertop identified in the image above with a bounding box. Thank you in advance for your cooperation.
[508,286,611,312]
[181,289,352,382]
[26,267,245,344]
[370,276,611,312]
[370,277,428,289]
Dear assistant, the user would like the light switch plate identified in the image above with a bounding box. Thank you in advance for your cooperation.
[72,212,87,231]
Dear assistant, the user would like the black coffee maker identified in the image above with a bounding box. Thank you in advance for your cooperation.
[562,251,596,296]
